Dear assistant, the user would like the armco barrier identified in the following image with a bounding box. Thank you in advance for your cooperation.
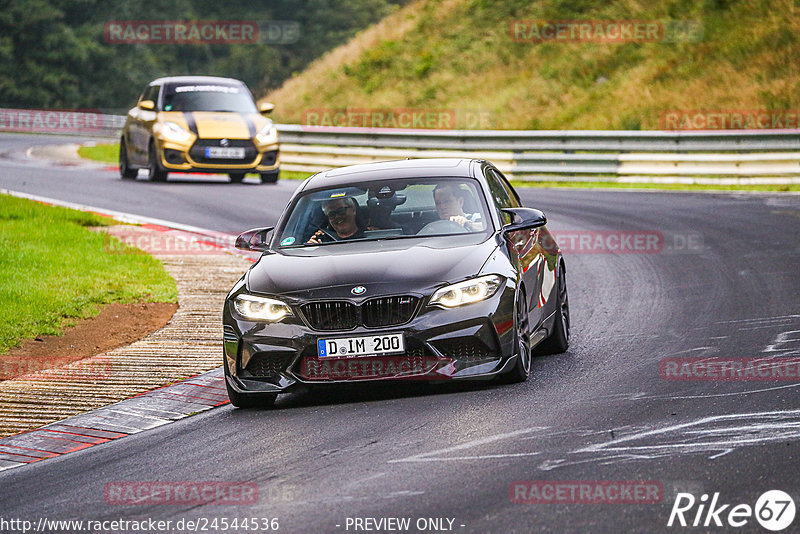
[4,111,799,183]
[275,125,800,183]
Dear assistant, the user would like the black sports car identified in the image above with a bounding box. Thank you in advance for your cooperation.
[223,158,569,407]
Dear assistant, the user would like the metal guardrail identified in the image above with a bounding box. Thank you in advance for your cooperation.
[276,125,800,183]
[3,109,798,183]
[276,124,800,152]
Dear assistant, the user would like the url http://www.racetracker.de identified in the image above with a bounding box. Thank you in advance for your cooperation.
[0,516,281,533]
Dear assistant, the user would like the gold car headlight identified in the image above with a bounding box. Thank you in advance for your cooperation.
[429,275,504,308]
[159,121,192,143]
[233,294,292,322]
[255,121,278,145]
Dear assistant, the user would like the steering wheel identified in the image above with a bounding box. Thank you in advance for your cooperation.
[309,224,339,242]
[418,219,469,235]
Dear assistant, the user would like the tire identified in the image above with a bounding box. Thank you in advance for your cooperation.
[147,140,168,182]
[502,288,531,383]
[260,169,279,184]
[119,138,137,179]
[229,172,246,183]
[224,364,278,409]
[536,261,570,355]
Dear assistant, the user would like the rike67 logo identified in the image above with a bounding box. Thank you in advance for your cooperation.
[668,490,796,531]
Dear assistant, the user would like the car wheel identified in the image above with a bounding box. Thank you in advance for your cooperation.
[503,287,531,383]
[147,140,168,182]
[119,139,137,179]
[536,261,570,355]
[229,172,246,183]
[224,364,278,409]
[260,169,279,184]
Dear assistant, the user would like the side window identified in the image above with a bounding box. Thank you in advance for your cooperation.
[141,85,160,107]
[486,168,519,224]
[496,169,521,207]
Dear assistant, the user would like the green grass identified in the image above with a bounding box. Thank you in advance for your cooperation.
[279,170,315,181]
[0,194,177,354]
[266,0,800,131]
[78,143,118,164]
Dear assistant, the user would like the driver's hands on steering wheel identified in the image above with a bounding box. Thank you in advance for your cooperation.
[449,215,473,230]
[307,225,339,244]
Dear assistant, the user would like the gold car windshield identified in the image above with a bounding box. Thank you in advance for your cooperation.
[161,84,257,113]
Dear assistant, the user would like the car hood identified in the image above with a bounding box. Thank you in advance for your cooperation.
[246,238,500,300]
[159,111,267,139]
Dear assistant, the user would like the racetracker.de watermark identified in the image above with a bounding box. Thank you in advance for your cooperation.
[104,481,258,505]
[510,480,663,504]
[301,108,494,130]
[102,231,234,256]
[509,20,702,43]
[661,357,800,381]
[661,110,800,130]
[0,108,101,134]
[104,20,300,45]
[545,230,703,254]
[299,355,451,381]
[0,357,112,381]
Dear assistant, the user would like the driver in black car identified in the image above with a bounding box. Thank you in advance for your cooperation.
[433,183,484,231]
[307,197,366,244]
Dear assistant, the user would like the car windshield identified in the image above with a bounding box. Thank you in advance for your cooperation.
[160,83,257,112]
[275,177,491,248]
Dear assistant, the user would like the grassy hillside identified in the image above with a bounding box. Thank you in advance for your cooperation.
[264,0,799,130]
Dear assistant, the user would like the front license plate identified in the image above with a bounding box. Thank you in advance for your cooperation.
[318,334,405,358]
[204,146,246,159]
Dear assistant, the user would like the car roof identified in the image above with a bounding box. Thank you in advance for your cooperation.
[302,158,483,190]
[148,76,246,87]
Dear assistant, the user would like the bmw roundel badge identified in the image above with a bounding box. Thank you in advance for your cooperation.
[351,286,366,295]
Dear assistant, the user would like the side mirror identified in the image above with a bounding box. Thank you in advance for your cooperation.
[501,207,547,233]
[235,227,274,252]
[258,102,275,114]
[139,100,155,111]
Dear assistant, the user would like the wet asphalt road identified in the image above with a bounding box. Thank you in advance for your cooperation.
[1,133,800,533]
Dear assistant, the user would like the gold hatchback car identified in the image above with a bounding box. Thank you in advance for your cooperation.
[120,76,280,183]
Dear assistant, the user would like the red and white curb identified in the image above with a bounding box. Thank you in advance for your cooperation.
[0,368,227,472]
[0,190,263,472]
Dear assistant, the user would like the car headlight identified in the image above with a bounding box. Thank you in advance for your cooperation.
[159,121,192,143]
[429,275,504,308]
[233,294,293,322]
[255,121,277,144]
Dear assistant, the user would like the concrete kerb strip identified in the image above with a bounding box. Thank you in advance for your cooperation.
[27,143,115,170]
[0,190,258,471]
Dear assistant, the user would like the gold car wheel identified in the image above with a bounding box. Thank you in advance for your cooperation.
[119,139,137,180]
[148,141,168,182]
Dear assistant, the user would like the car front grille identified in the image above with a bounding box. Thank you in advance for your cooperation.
[362,296,418,328]
[189,138,258,165]
[301,296,420,331]
[244,351,295,379]
[301,301,358,331]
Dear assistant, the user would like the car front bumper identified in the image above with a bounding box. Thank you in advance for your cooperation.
[223,284,518,394]
[159,139,280,173]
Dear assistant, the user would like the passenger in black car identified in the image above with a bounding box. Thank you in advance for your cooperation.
[307,197,365,243]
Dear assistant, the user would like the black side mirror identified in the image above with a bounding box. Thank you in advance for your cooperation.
[501,208,547,233]
[235,227,274,252]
